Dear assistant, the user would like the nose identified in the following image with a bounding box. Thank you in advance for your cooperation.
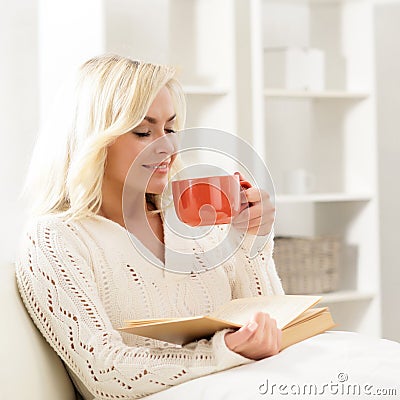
[153,132,178,156]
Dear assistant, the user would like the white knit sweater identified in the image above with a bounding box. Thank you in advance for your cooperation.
[15,207,283,399]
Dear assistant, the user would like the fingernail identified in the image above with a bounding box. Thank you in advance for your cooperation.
[247,321,258,332]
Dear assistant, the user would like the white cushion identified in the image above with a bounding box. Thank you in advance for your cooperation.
[146,331,400,400]
[0,263,76,400]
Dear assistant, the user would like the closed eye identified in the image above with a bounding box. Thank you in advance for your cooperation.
[132,131,151,137]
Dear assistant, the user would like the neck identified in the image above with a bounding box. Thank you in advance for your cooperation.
[100,179,152,229]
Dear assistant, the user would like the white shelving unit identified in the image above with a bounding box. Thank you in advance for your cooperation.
[105,0,236,133]
[167,0,237,133]
[235,0,380,336]
[183,86,230,96]
[319,290,375,304]
[264,89,370,100]
[103,0,381,336]
[276,193,373,203]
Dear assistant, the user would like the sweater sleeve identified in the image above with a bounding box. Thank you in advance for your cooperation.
[227,228,285,299]
[15,216,253,399]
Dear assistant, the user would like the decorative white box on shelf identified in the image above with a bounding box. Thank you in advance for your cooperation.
[264,47,325,91]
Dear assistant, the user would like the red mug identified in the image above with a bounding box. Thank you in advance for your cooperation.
[171,174,251,227]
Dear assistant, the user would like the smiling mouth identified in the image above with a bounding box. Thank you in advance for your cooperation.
[142,161,170,171]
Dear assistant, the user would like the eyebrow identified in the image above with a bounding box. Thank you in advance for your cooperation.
[144,114,176,124]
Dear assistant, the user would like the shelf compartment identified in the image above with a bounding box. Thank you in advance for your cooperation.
[318,290,375,304]
[264,89,370,99]
[183,85,230,95]
[265,1,370,4]
[275,193,373,203]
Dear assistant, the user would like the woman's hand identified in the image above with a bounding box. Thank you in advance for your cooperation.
[224,312,282,360]
[232,172,275,236]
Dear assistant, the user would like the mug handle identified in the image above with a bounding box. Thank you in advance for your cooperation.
[234,171,252,190]
[240,180,252,190]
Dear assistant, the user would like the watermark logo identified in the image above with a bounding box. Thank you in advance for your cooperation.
[258,372,398,396]
[122,127,276,274]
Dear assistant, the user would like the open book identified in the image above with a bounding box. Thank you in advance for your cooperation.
[118,295,336,350]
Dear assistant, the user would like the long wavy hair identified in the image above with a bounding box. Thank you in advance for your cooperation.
[22,54,186,220]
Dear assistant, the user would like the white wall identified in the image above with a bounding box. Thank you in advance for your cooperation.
[0,0,38,265]
[0,0,105,265]
[38,0,104,125]
[374,0,400,341]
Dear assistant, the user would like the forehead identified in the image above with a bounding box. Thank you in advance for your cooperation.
[146,87,175,120]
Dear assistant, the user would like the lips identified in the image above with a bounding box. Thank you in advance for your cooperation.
[142,161,170,171]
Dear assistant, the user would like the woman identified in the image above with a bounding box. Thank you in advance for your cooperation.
[16,54,284,399]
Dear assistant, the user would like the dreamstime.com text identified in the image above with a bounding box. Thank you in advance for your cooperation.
[258,373,398,396]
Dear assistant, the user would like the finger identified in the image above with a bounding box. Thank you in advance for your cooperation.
[239,202,251,213]
[234,171,246,181]
[240,189,249,205]
[225,321,258,351]
[232,315,266,355]
[267,316,277,347]
[249,312,267,345]
[233,217,274,232]
[233,203,274,225]
[233,203,259,224]
[233,210,274,235]
[265,317,280,356]
[242,188,270,203]
[233,215,263,229]
[246,224,273,237]
[249,312,278,359]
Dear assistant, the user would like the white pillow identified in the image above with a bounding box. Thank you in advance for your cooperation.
[0,263,76,400]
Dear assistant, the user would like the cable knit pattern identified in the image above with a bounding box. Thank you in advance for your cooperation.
[15,213,283,399]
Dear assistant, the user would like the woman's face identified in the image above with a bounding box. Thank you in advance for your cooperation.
[104,86,177,196]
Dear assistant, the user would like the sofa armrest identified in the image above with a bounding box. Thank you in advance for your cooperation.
[0,263,76,400]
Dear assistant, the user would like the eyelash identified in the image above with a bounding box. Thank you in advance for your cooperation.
[132,129,176,137]
[133,131,150,137]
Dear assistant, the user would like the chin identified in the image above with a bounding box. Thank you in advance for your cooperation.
[146,181,169,195]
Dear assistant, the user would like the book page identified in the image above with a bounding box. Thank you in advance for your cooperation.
[280,310,336,350]
[284,307,328,328]
[210,295,322,329]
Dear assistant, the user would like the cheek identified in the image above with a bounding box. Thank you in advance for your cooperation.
[106,139,144,182]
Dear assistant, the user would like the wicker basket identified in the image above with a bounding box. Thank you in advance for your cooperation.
[273,236,340,294]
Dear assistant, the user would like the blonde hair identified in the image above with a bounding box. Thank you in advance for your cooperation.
[22,54,186,220]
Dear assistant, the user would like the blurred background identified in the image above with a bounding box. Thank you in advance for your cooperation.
[0,0,398,341]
